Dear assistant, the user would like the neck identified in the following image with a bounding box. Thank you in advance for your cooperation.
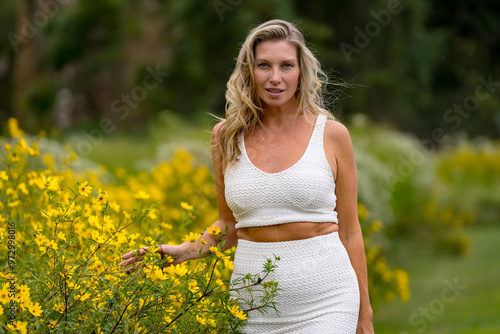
[260,98,301,129]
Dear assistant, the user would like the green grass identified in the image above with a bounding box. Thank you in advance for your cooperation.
[374,225,500,333]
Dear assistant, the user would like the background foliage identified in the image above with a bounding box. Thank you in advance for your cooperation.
[0,0,499,138]
[0,1,499,333]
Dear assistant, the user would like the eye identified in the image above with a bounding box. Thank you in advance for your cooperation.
[283,63,294,68]
[257,63,268,68]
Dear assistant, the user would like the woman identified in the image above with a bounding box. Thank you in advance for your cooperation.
[121,19,374,333]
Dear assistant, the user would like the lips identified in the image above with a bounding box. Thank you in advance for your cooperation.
[266,89,284,93]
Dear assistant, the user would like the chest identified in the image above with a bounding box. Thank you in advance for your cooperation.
[244,129,313,174]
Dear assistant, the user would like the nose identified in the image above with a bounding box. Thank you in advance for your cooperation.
[269,68,281,85]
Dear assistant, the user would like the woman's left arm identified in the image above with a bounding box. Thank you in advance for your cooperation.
[325,121,374,333]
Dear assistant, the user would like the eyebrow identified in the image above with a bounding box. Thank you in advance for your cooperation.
[255,58,297,63]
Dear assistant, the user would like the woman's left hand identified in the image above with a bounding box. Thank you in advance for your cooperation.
[356,307,374,333]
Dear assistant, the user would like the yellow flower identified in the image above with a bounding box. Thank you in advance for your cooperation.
[165,264,188,277]
[76,292,91,301]
[7,321,28,334]
[180,201,194,210]
[91,260,105,274]
[196,315,207,325]
[19,138,27,149]
[228,304,247,320]
[96,189,108,203]
[183,232,200,243]
[144,266,168,281]
[54,302,65,313]
[79,181,92,196]
[92,231,106,244]
[88,215,100,228]
[135,190,150,200]
[0,171,7,181]
[18,284,29,296]
[67,281,81,290]
[46,239,58,250]
[102,215,114,232]
[162,254,174,264]
[144,236,155,245]
[39,174,58,188]
[7,200,20,207]
[0,289,9,303]
[27,302,43,317]
[200,237,207,245]
[207,318,216,327]
[32,223,43,233]
[17,182,29,195]
[169,293,183,308]
[4,144,10,151]
[207,224,221,235]
[27,146,39,156]
[147,207,158,220]
[39,246,47,254]
[358,203,369,221]
[115,232,128,244]
[57,232,67,242]
[161,222,173,231]
[224,258,234,271]
[8,118,24,137]
[47,320,58,329]
[188,280,199,293]
[109,201,120,212]
[209,246,228,260]
[371,220,383,232]
[0,305,3,316]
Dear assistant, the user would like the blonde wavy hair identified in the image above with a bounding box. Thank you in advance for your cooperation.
[213,19,337,173]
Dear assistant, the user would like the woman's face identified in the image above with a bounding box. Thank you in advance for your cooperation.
[253,39,300,110]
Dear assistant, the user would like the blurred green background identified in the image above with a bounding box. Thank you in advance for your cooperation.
[1,0,499,332]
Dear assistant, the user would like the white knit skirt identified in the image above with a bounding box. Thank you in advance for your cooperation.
[230,231,360,334]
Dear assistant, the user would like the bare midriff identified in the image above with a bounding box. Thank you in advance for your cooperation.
[236,221,339,243]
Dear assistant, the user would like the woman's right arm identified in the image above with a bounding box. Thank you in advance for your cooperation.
[120,120,238,270]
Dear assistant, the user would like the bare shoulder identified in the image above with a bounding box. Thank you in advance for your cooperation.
[212,119,226,136]
[210,120,226,169]
[324,119,353,150]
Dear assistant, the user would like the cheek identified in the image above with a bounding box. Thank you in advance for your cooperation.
[253,72,266,87]
[286,71,300,87]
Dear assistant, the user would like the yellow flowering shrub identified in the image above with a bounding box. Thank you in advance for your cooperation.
[436,140,500,225]
[0,120,282,333]
[358,203,410,308]
[0,119,407,332]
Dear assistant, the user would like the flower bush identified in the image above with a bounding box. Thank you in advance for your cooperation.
[350,119,476,256]
[0,118,408,332]
[357,204,410,307]
[436,140,500,225]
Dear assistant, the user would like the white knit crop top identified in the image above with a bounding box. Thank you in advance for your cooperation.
[224,114,338,229]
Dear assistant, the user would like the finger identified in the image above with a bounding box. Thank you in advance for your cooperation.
[121,249,137,260]
[134,262,148,276]
[121,260,143,273]
[120,248,149,266]
[121,247,149,260]
[119,254,143,268]
[119,255,139,267]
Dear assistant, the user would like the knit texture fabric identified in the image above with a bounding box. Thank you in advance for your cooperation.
[224,114,338,229]
[231,232,360,333]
